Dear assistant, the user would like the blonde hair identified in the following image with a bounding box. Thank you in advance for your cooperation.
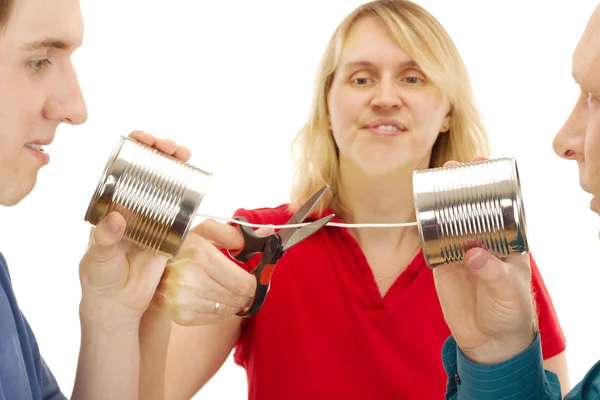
[290,0,490,216]
[0,0,15,30]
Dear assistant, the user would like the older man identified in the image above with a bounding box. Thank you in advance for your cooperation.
[437,3,600,399]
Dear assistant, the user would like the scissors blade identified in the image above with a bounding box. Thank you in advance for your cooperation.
[282,214,334,251]
[277,185,330,245]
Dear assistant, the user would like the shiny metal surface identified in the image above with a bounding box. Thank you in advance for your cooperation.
[84,136,212,258]
[413,158,529,268]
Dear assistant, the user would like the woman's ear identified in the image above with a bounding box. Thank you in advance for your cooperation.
[440,109,452,133]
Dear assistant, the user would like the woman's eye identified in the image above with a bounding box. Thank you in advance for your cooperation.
[404,76,423,84]
[352,77,372,85]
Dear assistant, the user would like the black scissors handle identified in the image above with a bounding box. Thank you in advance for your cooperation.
[228,217,269,263]
[228,217,284,318]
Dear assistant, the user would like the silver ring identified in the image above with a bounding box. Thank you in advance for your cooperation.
[212,301,220,315]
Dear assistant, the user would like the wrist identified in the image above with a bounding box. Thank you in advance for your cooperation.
[79,296,142,332]
[460,324,538,365]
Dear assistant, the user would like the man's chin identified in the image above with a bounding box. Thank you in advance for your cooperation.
[0,179,38,207]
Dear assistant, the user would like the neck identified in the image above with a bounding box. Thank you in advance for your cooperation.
[338,159,425,252]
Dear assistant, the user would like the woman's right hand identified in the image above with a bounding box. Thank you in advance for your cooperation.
[151,219,270,326]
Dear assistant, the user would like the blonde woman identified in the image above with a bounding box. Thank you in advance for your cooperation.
[139,1,569,398]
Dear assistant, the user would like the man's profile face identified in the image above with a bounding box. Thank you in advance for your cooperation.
[553,5,600,221]
[0,0,87,207]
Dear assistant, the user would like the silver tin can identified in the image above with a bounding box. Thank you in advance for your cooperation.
[84,136,212,258]
[413,158,529,268]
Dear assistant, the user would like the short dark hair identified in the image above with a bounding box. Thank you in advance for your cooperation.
[0,0,15,31]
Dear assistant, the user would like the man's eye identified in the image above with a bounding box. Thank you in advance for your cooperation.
[28,59,52,71]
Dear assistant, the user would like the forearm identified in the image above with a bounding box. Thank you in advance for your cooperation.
[71,305,141,400]
[139,308,172,400]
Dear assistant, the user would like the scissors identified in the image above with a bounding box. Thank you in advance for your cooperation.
[228,185,334,318]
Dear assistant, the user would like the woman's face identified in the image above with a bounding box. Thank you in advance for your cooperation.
[327,16,450,177]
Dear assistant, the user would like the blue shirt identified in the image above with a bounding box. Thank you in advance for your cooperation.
[0,252,66,400]
[442,332,600,399]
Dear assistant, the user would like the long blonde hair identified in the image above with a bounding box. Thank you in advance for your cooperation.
[290,0,490,216]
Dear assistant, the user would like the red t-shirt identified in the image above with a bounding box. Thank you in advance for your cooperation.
[225,205,566,400]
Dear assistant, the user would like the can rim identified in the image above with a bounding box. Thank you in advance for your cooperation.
[510,157,529,252]
[83,135,127,225]
[412,167,432,268]
[170,169,214,259]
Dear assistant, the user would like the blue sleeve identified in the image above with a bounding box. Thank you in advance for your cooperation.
[442,332,562,399]
[565,362,600,399]
[21,315,68,400]
[0,252,66,400]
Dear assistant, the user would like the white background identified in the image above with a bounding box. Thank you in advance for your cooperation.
[0,0,599,398]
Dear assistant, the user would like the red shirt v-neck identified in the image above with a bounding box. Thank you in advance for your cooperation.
[225,205,565,400]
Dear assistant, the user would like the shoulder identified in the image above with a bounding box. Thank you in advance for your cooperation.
[0,251,11,284]
[528,253,546,282]
[528,253,553,296]
[527,253,567,358]
[0,252,7,271]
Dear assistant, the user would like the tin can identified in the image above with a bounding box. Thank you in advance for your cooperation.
[413,158,529,268]
[84,136,212,258]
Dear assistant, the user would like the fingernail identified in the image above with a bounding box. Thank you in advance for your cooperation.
[106,215,120,234]
[467,251,487,270]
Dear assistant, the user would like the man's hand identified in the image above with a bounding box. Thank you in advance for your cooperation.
[432,158,537,365]
[78,131,192,327]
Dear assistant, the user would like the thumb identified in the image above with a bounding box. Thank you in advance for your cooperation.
[88,212,126,263]
[464,248,509,289]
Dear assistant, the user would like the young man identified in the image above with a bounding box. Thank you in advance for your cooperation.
[436,2,600,398]
[0,0,195,398]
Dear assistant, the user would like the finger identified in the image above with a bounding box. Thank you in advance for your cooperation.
[199,245,257,298]
[154,292,241,325]
[163,288,242,316]
[472,156,488,162]
[161,261,253,309]
[182,279,252,310]
[169,239,258,298]
[88,212,126,263]
[153,138,179,155]
[173,146,192,162]
[128,131,156,147]
[255,225,275,236]
[153,293,224,326]
[190,297,241,319]
[443,160,460,167]
[191,219,245,250]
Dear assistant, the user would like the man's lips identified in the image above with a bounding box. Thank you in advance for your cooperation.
[24,139,52,166]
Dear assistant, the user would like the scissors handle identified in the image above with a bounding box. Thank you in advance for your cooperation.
[227,216,285,318]
[228,217,269,263]
[237,234,284,318]
[236,244,281,317]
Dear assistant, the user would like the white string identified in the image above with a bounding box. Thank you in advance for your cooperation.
[195,214,418,229]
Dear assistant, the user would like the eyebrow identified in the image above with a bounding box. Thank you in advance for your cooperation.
[342,59,419,71]
[22,39,71,52]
